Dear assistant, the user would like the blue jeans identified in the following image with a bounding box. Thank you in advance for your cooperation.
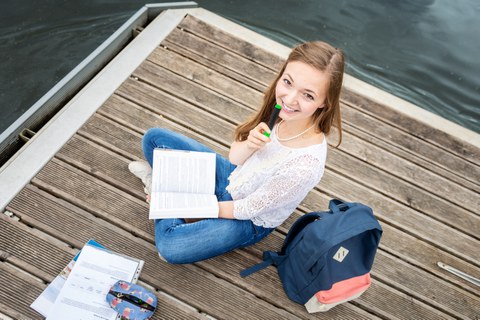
[142,128,274,264]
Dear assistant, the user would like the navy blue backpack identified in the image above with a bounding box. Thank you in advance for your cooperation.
[241,199,382,306]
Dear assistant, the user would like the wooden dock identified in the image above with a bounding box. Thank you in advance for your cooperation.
[1,8,479,319]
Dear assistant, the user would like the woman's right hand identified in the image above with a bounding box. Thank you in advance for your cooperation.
[229,122,271,165]
[245,122,271,151]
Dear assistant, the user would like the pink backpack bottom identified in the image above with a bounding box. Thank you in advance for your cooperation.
[305,273,371,313]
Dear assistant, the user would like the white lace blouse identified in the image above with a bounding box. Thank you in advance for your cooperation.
[226,125,327,228]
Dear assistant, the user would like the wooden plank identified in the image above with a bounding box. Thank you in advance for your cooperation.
[30,163,373,319]
[338,123,480,202]
[179,14,284,71]
[98,95,226,154]
[7,186,366,319]
[373,250,480,319]
[251,230,480,319]
[165,27,276,87]
[30,164,303,319]
[250,234,473,319]
[341,91,480,164]
[290,196,480,296]
[330,133,480,218]
[116,78,235,146]
[11,185,434,320]
[0,262,44,320]
[250,231,480,318]
[57,135,145,200]
[341,103,480,185]
[204,239,456,320]
[0,215,74,276]
[79,113,145,160]
[147,45,263,108]
[34,158,153,240]
[354,280,456,320]
[32,130,476,318]
[162,39,265,91]
[15,174,468,319]
[133,60,252,124]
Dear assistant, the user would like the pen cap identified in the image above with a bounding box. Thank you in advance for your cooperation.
[268,104,282,129]
[264,104,282,137]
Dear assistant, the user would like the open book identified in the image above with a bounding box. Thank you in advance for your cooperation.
[149,149,218,219]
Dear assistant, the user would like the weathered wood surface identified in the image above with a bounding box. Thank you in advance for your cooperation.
[2,13,479,320]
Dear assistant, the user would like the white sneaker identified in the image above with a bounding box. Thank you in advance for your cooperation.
[158,252,166,262]
[128,161,152,194]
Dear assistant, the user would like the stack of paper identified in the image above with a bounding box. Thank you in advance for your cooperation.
[31,240,144,320]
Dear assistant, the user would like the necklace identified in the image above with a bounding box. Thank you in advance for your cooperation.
[276,120,316,141]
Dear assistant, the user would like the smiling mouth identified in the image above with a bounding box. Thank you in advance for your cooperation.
[281,99,299,113]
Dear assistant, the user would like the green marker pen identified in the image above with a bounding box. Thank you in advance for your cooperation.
[263,104,282,137]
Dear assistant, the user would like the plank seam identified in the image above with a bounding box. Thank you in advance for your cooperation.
[325,152,480,236]
[30,177,152,244]
[129,71,238,126]
[114,83,234,146]
[342,98,480,166]
[97,96,228,153]
[341,117,479,187]
[178,22,280,73]
[341,122,480,194]
[162,38,267,91]
[160,42,267,94]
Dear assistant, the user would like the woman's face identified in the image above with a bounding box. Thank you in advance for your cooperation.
[275,61,329,125]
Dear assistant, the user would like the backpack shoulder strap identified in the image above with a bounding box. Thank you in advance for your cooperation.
[281,212,320,254]
[240,251,284,277]
[241,212,321,278]
[329,198,355,213]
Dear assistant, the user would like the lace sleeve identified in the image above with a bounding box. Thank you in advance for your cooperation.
[233,155,323,225]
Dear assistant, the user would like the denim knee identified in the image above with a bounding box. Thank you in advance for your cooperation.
[142,127,166,148]
[142,128,174,165]
[155,238,183,265]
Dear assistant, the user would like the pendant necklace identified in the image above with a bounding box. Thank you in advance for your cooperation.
[276,120,315,141]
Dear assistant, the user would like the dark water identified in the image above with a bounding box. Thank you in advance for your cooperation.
[1,0,479,136]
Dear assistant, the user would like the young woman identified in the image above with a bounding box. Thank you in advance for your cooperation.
[129,41,344,264]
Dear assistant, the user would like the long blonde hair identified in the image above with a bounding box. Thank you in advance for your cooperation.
[234,41,345,146]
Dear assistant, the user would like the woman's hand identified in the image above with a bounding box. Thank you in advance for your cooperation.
[229,122,271,165]
[245,122,271,151]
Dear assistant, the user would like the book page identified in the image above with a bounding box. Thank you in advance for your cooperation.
[46,245,143,320]
[152,149,216,195]
[149,192,219,219]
